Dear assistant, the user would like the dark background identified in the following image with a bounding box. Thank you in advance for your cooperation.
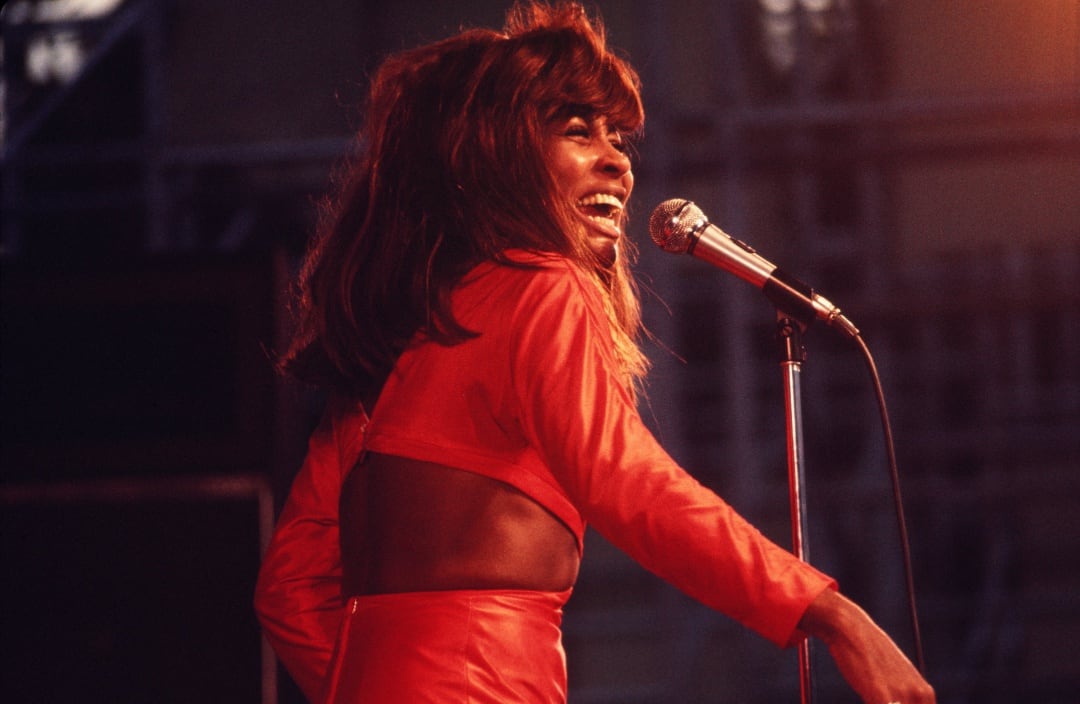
[2,1,1078,702]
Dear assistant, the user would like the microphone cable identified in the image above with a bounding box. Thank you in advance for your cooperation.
[849,331,927,675]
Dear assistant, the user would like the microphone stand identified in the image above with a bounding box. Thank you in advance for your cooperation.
[776,313,815,704]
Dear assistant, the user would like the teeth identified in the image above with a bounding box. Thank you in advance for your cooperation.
[577,193,623,210]
[577,193,624,220]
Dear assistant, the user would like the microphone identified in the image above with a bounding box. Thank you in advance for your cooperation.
[648,198,859,339]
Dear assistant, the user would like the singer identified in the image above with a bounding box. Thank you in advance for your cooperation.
[253,2,935,703]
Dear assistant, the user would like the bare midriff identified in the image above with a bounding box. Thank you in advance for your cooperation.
[339,452,581,596]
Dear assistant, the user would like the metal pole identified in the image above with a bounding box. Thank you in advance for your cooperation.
[777,314,814,704]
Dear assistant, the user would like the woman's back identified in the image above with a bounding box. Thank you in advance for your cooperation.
[339,452,580,596]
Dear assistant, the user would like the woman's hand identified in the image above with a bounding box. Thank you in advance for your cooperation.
[799,588,936,704]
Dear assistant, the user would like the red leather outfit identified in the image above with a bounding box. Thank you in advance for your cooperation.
[323,588,571,703]
[255,251,835,703]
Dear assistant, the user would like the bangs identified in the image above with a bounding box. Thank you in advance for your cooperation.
[503,4,644,135]
[534,49,643,138]
[565,56,643,133]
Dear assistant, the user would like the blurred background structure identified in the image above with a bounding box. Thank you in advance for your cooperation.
[2,1,1078,702]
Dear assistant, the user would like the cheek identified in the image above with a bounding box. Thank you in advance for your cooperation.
[549,167,573,196]
[547,147,585,193]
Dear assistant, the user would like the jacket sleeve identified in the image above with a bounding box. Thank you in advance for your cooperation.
[509,265,836,648]
[254,396,366,702]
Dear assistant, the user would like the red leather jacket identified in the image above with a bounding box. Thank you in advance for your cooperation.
[254,252,834,701]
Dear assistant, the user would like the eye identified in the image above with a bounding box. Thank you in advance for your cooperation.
[605,124,637,158]
[563,118,591,139]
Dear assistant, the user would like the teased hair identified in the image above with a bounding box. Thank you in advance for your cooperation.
[281,1,648,399]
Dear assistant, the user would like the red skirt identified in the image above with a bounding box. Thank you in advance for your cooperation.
[321,588,572,703]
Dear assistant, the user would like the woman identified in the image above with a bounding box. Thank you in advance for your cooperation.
[254,3,935,703]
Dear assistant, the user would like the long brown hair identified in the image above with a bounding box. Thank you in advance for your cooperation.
[281,1,648,399]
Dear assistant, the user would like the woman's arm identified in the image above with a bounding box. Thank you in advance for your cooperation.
[510,264,834,646]
[253,398,367,702]
[509,262,933,701]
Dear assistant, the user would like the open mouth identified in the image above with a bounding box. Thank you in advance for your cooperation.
[576,193,624,234]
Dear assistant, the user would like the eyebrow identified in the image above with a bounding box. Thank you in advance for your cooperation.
[549,105,631,139]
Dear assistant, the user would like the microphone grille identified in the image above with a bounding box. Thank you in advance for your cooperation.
[648,198,705,254]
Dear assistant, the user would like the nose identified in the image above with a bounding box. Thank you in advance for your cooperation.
[599,141,632,179]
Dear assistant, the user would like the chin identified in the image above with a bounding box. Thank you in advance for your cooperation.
[589,239,618,268]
